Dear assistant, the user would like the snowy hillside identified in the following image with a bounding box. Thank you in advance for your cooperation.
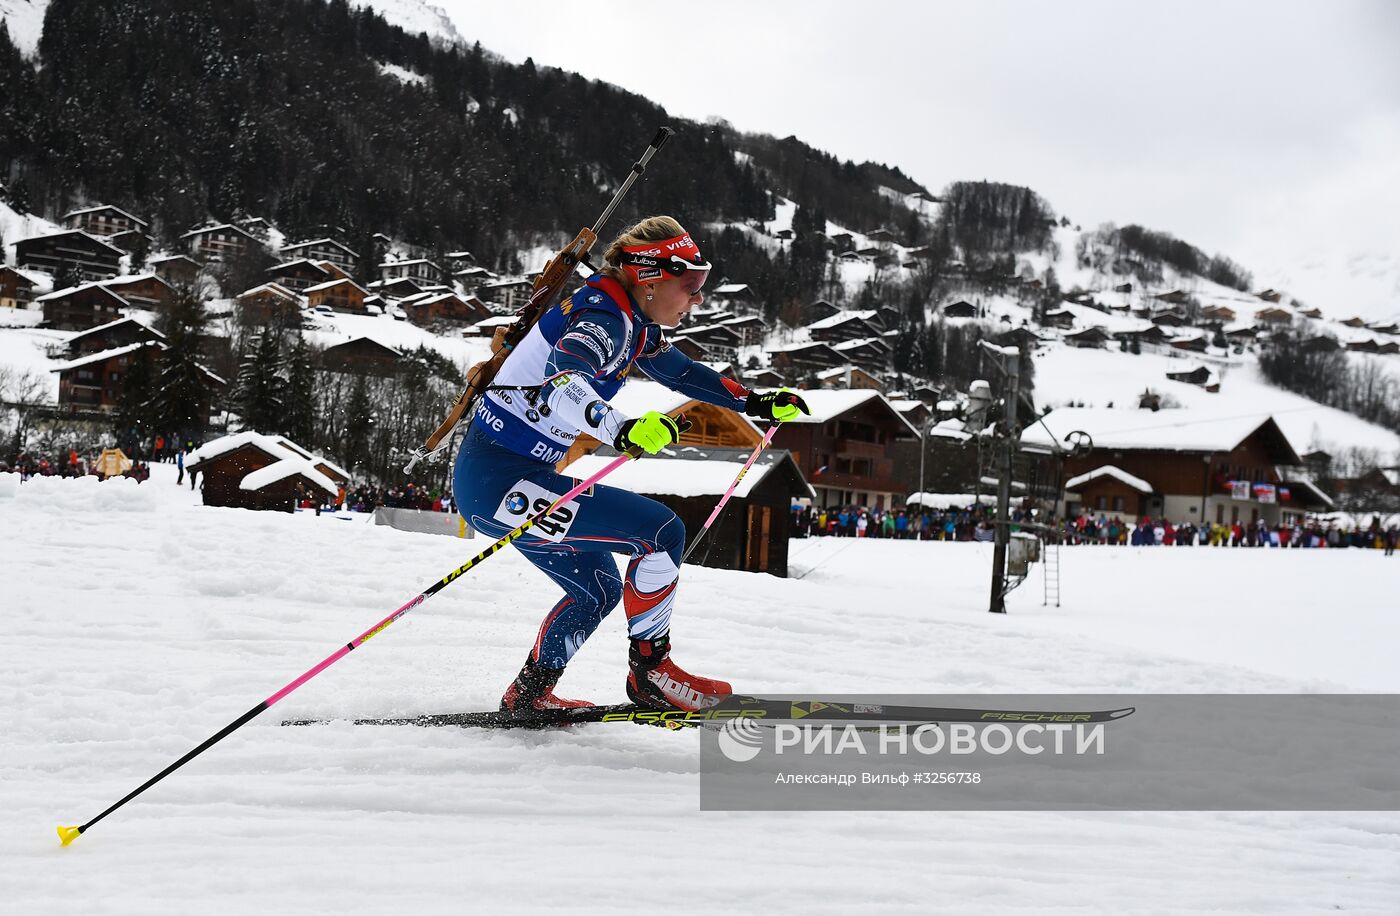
[0,0,48,57]
[352,0,463,47]
[3,468,1399,912]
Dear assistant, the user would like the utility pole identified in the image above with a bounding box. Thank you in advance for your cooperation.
[988,345,1021,614]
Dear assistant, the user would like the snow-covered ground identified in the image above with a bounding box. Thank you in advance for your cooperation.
[2,465,1398,913]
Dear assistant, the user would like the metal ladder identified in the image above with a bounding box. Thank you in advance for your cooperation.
[1042,537,1061,607]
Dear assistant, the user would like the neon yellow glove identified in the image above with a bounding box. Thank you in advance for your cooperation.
[744,388,811,423]
[614,411,682,455]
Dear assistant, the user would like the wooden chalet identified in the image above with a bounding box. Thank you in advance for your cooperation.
[268,259,333,292]
[769,388,918,510]
[1224,325,1260,342]
[560,445,812,577]
[0,266,41,309]
[1165,365,1220,392]
[1300,336,1340,353]
[51,341,161,411]
[1151,289,1189,305]
[1150,310,1190,327]
[149,255,202,287]
[1254,306,1293,324]
[477,278,534,311]
[239,217,275,239]
[1043,309,1076,329]
[993,327,1044,350]
[102,274,173,310]
[816,365,883,391]
[1113,283,1133,293]
[51,340,224,414]
[673,324,742,361]
[369,276,428,299]
[665,335,708,361]
[717,315,767,346]
[37,281,128,331]
[942,300,977,318]
[710,283,757,309]
[305,277,371,314]
[378,258,443,285]
[185,432,344,513]
[282,238,359,271]
[1065,326,1111,349]
[808,299,841,322]
[455,266,496,284]
[1298,307,1324,319]
[321,337,400,377]
[1022,408,1321,526]
[1255,289,1283,303]
[766,341,846,375]
[401,291,491,325]
[807,310,882,343]
[1200,305,1237,324]
[182,224,263,262]
[872,306,900,330]
[1168,332,1209,353]
[747,367,787,387]
[237,283,304,324]
[62,205,150,238]
[831,336,891,370]
[16,230,123,282]
[66,316,165,358]
[1115,324,1172,346]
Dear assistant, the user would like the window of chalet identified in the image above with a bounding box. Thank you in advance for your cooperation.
[1113,496,1125,512]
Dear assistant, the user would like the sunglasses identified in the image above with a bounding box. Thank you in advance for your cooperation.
[677,268,709,296]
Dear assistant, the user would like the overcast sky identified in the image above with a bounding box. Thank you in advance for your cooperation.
[431,0,1400,314]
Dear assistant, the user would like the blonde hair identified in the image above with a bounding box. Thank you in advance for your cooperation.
[601,215,688,288]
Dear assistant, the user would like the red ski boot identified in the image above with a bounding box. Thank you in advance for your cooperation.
[626,635,732,711]
[500,655,594,713]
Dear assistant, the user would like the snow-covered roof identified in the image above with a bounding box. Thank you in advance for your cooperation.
[1282,478,1335,508]
[806,310,878,331]
[304,277,369,295]
[1022,407,1301,459]
[239,459,339,497]
[63,204,149,227]
[906,492,991,508]
[181,223,259,241]
[269,258,330,273]
[831,336,887,352]
[34,280,128,304]
[187,431,342,495]
[561,445,812,500]
[779,388,920,437]
[378,258,441,269]
[237,282,303,302]
[66,314,164,343]
[49,340,160,373]
[283,238,358,256]
[1064,465,1154,494]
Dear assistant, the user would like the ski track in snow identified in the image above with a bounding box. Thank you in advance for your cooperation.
[2,465,1398,914]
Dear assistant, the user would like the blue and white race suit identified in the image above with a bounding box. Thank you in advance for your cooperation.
[453,274,750,668]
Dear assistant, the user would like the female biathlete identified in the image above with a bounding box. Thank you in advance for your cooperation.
[453,216,808,714]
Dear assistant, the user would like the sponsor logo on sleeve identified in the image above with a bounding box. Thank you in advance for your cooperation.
[585,400,610,428]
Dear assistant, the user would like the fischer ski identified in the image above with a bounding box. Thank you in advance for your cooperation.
[281,697,1136,730]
